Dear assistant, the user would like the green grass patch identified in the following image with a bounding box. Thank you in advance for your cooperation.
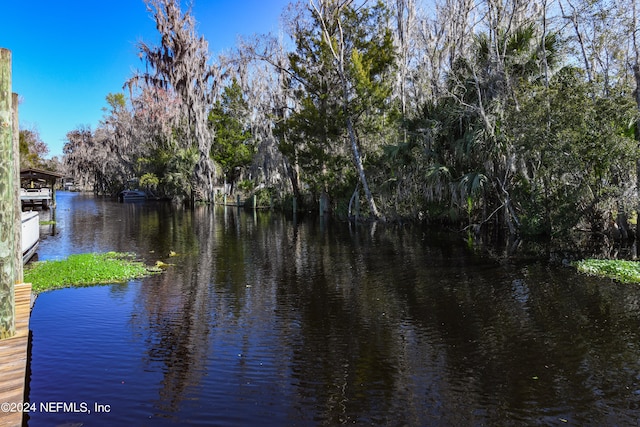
[24,251,162,293]
[573,259,640,283]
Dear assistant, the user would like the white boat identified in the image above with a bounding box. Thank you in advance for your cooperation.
[20,187,52,208]
[21,211,39,264]
[118,189,147,202]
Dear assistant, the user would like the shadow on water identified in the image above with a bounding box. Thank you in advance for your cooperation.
[24,192,640,426]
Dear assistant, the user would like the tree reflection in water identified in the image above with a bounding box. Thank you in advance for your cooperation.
[26,193,640,426]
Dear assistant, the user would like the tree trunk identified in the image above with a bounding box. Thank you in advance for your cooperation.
[560,0,593,84]
[635,64,640,242]
[0,48,16,339]
[311,0,383,220]
[283,151,301,202]
[345,112,381,219]
[193,152,214,202]
[633,1,640,244]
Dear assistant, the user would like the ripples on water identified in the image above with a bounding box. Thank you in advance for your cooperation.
[25,192,640,426]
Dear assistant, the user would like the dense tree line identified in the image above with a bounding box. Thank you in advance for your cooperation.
[19,126,62,172]
[62,0,640,242]
[20,127,49,169]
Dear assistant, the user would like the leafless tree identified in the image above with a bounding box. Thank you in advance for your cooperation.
[629,0,640,240]
[560,0,629,94]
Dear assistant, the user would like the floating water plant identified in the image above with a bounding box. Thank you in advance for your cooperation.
[24,251,162,293]
[573,259,640,283]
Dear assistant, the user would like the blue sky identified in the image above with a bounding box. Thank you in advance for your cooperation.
[1,0,291,158]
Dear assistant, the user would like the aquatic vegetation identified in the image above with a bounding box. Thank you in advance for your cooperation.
[24,252,162,293]
[155,260,173,269]
[574,259,640,283]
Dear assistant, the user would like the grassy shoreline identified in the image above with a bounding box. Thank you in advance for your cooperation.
[24,252,162,294]
[573,259,640,283]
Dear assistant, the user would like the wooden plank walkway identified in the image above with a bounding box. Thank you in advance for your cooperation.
[0,283,32,427]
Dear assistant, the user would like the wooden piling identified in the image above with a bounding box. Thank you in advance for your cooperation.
[12,93,21,283]
[0,49,31,427]
[0,48,16,339]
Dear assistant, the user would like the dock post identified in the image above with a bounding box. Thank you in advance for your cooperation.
[50,179,56,208]
[0,48,16,338]
[12,93,21,283]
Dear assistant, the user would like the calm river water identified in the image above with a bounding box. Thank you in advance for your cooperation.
[24,192,640,426]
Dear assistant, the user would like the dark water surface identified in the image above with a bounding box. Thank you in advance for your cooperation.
[25,192,640,426]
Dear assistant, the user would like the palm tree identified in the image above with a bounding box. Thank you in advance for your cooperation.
[426,22,560,236]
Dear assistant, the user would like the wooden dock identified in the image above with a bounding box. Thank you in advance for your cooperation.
[0,283,32,427]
